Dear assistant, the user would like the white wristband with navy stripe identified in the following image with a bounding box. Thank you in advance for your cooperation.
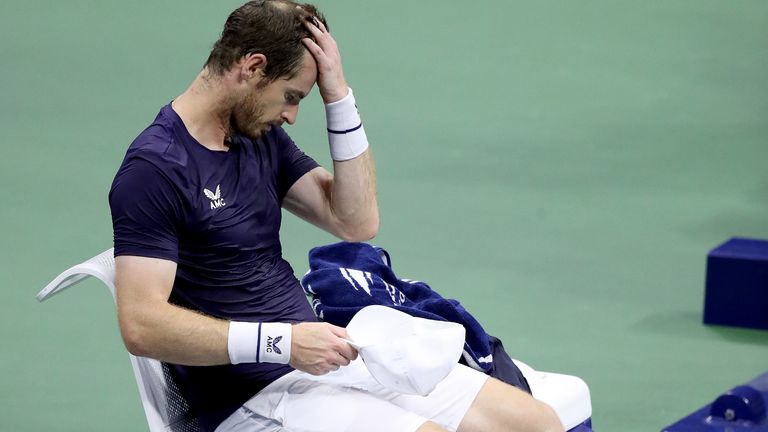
[325,87,369,161]
[228,321,292,365]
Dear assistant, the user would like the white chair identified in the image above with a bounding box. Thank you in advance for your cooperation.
[36,249,202,432]
[513,360,593,431]
[37,249,592,432]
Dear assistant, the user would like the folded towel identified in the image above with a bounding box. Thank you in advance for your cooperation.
[301,242,495,372]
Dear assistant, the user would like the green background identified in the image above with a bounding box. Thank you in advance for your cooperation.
[1,0,767,430]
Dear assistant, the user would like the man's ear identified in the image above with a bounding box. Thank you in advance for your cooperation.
[240,53,267,82]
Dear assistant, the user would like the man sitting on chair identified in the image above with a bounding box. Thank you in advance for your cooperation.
[108,1,564,431]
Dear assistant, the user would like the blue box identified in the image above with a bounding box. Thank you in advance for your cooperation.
[704,237,768,330]
[662,371,768,431]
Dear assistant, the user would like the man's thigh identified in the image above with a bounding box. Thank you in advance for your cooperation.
[218,376,426,432]
[216,361,488,432]
[457,377,565,432]
[377,363,489,430]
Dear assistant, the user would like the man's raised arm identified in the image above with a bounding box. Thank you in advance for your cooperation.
[283,16,379,241]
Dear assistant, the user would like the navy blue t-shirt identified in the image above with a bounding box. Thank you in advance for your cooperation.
[109,104,320,430]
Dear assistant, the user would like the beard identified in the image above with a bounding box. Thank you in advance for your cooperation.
[230,87,271,140]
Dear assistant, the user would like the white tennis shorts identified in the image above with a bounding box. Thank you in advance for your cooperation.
[215,358,489,432]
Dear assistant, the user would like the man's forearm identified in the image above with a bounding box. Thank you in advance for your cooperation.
[301,17,379,240]
[119,300,355,374]
[329,148,379,240]
[322,88,379,240]
[119,301,230,366]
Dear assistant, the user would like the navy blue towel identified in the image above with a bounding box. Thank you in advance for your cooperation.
[301,242,530,393]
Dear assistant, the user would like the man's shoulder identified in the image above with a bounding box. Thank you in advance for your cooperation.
[111,105,194,195]
[125,106,190,170]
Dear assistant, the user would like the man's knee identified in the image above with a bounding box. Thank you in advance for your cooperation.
[496,398,564,432]
[459,377,565,432]
[531,400,565,432]
[416,420,449,432]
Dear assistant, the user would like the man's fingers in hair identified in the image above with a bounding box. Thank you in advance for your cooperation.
[302,17,324,37]
[312,16,328,33]
[298,10,326,33]
[302,17,335,50]
[301,38,326,61]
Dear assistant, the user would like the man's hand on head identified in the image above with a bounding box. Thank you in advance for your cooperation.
[289,322,358,375]
[301,16,349,104]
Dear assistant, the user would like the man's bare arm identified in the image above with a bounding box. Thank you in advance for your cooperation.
[283,17,379,241]
[116,255,230,365]
[283,152,378,242]
[115,255,356,372]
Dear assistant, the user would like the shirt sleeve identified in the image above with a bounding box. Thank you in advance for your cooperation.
[109,157,182,262]
[273,126,320,201]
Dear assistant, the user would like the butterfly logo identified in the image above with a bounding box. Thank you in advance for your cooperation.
[203,185,226,210]
[266,335,283,355]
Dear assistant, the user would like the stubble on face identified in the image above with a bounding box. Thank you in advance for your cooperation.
[230,84,270,140]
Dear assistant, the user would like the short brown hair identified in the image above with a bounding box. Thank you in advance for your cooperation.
[205,0,327,81]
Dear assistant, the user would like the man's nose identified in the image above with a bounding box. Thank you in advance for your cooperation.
[281,106,299,125]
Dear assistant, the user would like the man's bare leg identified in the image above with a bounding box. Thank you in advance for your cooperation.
[458,377,564,432]
[417,421,449,432]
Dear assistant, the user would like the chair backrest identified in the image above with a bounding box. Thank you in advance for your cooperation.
[37,249,201,432]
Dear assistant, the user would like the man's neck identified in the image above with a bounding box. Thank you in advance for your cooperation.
[172,69,234,152]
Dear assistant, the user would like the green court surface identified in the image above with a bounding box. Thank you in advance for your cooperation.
[1,1,767,431]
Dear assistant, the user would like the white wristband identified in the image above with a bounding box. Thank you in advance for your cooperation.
[325,87,369,161]
[227,321,292,365]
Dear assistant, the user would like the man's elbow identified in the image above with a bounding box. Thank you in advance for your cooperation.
[118,309,154,357]
[352,224,379,242]
[121,325,151,357]
[338,215,379,242]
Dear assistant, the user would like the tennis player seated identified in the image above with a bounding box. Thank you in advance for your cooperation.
[108,1,565,431]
